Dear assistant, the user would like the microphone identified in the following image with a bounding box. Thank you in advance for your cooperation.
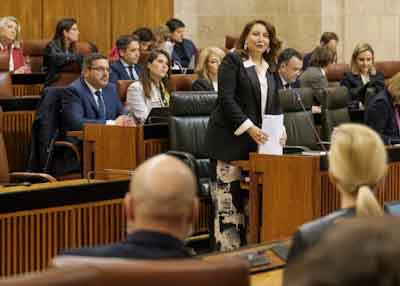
[292,89,328,152]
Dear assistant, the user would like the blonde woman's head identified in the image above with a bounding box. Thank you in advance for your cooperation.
[0,16,21,46]
[329,123,387,216]
[195,47,225,82]
[350,43,376,75]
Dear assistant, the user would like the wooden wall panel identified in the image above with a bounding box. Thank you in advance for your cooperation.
[111,0,174,47]
[0,0,43,40]
[0,0,173,53]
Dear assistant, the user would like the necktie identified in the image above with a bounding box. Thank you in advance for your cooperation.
[128,66,136,80]
[95,90,106,120]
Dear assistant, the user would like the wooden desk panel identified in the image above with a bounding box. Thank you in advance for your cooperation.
[248,148,400,243]
[1,111,35,172]
[251,270,283,286]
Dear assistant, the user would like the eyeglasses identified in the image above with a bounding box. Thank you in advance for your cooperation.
[89,67,111,73]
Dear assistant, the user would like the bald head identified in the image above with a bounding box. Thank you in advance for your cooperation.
[129,154,197,221]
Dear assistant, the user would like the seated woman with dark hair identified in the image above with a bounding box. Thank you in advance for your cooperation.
[299,46,334,90]
[0,16,26,73]
[132,27,155,53]
[286,124,387,265]
[192,47,225,91]
[43,18,84,86]
[126,49,171,124]
[340,43,385,104]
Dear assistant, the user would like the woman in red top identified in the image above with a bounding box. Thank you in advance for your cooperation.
[0,16,26,73]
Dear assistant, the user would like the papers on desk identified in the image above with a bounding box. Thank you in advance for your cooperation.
[258,114,284,155]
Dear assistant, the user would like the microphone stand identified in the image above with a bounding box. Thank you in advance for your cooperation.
[292,89,328,152]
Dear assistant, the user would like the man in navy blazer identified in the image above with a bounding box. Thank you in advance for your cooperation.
[275,48,303,90]
[60,154,198,259]
[62,53,133,131]
[166,18,197,69]
[109,35,143,84]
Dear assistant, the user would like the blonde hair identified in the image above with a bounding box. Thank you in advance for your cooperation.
[329,123,387,217]
[350,43,376,75]
[153,25,170,44]
[0,16,21,47]
[387,72,400,105]
[195,47,225,83]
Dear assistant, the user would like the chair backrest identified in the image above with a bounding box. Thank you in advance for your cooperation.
[27,87,64,172]
[0,71,12,97]
[52,256,250,286]
[169,91,217,179]
[23,39,50,72]
[0,111,10,183]
[280,88,319,149]
[169,74,198,91]
[326,63,350,83]
[321,86,351,140]
[0,266,99,286]
[375,61,400,79]
[116,80,134,103]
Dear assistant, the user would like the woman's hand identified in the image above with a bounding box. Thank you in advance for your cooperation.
[247,126,268,144]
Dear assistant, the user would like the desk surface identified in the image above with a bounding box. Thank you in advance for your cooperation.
[0,178,93,193]
[251,269,283,286]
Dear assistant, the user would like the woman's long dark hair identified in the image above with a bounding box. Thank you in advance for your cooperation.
[52,18,77,52]
[140,49,171,99]
[236,20,282,70]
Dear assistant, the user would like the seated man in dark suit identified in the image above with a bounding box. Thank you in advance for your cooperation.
[275,48,303,90]
[62,53,133,131]
[60,154,199,259]
[109,35,142,83]
[166,18,197,70]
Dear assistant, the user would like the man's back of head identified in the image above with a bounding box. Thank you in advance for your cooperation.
[125,154,198,240]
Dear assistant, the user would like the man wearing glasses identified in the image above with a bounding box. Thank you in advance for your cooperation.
[62,53,134,131]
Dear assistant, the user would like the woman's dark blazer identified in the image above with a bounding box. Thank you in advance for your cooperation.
[205,52,281,162]
[286,208,356,265]
[192,78,214,91]
[365,89,400,144]
[340,71,385,101]
[43,40,83,86]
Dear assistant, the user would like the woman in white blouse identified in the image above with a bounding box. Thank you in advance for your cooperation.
[126,49,171,124]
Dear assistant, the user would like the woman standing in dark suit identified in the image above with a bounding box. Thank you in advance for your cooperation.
[43,18,83,86]
[205,20,284,251]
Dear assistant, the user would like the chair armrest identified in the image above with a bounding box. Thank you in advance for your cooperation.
[54,141,81,164]
[9,172,57,183]
[283,146,311,154]
[66,131,84,140]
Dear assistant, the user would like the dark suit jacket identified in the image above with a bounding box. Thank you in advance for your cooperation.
[109,60,143,83]
[205,52,281,162]
[43,40,83,86]
[286,208,356,265]
[365,89,400,144]
[61,230,192,259]
[273,72,300,90]
[62,77,123,131]
[172,38,197,68]
[302,52,312,70]
[192,78,214,91]
[340,71,385,101]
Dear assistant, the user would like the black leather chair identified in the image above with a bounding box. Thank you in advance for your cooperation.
[279,88,320,152]
[321,86,351,140]
[168,91,217,196]
[27,87,81,176]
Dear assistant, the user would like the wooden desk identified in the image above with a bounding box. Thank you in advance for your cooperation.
[0,178,92,192]
[82,123,168,179]
[204,241,288,286]
[247,147,400,243]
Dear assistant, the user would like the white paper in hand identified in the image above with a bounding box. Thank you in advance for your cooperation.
[259,114,284,155]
